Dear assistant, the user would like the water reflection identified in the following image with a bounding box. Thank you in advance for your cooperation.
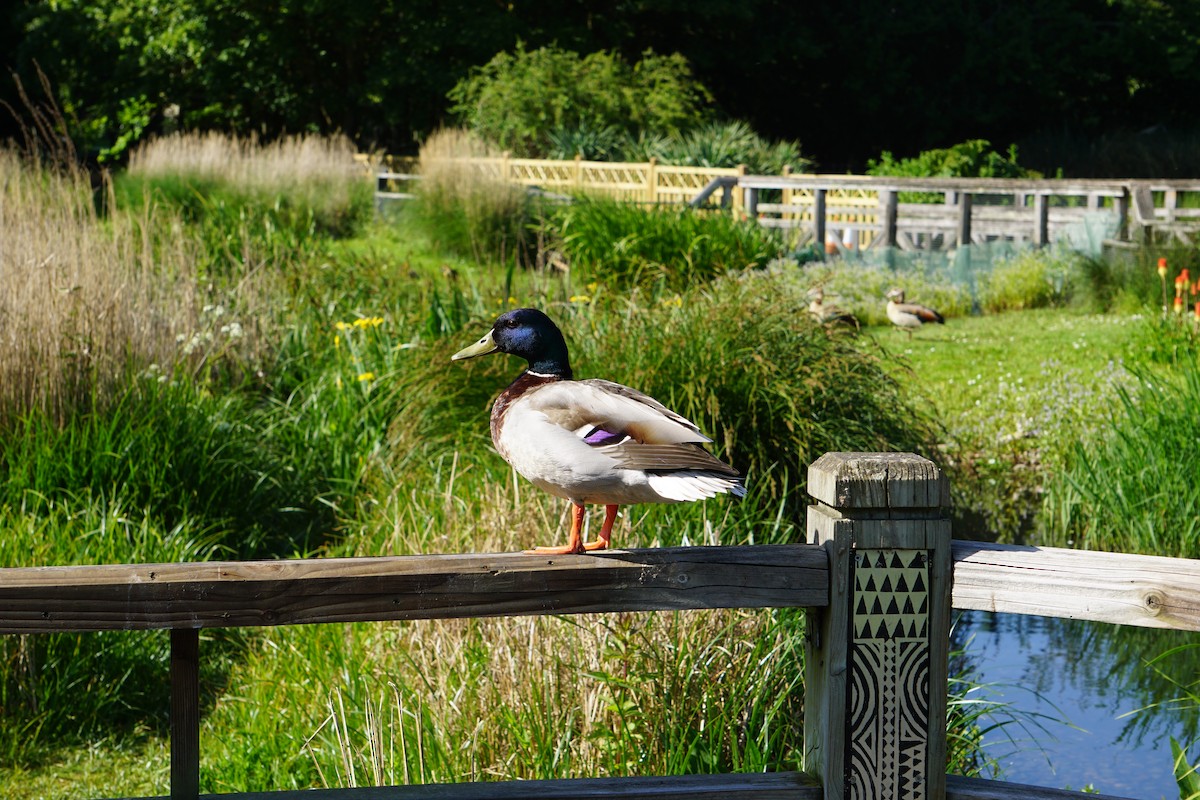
[954,610,1199,798]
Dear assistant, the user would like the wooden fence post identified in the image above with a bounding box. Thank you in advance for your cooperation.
[171,628,201,800]
[956,193,973,248]
[646,157,658,203]
[881,190,899,248]
[1033,193,1050,247]
[814,188,827,256]
[804,452,951,800]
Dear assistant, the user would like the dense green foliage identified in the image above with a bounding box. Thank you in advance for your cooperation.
[867,139,1040,203]
[447,45,712,157]
[867,140,1037,182]
[545,198,786,289]
[10,0,1200,173]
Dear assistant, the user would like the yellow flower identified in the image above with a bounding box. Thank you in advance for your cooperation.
[335,321,351,331]
[660,294,683,308]
[507,296,517,305]
[357,372,375,382]
[353,317,384,329]
[569,294,591,304]
[587,282,599,292]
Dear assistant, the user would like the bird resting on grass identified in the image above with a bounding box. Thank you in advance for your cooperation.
[885,288,944,336]
[451,308,745,554]
[807,287,860,330]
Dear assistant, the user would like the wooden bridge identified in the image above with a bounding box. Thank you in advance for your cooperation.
[2,452,1198,800]
[691,174,1200,253]
[360,153,1200,252]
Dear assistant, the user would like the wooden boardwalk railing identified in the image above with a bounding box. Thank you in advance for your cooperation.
[356,153,1200,250]
[2,452,1198,800]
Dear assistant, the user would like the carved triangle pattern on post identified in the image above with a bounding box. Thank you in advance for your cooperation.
[847,548,932,800]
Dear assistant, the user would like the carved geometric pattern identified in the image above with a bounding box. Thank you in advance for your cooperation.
[846,548,931,800]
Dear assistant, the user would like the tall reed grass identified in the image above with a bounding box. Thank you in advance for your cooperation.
[405,129,534,264]
[1042,359,1200,558]
[0,149,202,424]
[127,132,371,237]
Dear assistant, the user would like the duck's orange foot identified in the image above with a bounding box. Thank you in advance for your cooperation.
[581,537,609,551]
[525,542,586,555]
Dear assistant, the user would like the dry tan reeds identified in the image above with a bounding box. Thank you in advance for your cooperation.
[0,149,201,422]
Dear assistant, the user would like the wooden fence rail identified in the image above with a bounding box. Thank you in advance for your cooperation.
[2,452,1197,800]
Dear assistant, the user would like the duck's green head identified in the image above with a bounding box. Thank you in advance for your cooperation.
[451,308,572,378]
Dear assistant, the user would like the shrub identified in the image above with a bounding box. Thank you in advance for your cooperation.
[867,140,1039,203]
[545,197,785,290]
[622,120,810,175]
[977,250,1074,313]
[868,139,1037,181]
[447,45,712,157]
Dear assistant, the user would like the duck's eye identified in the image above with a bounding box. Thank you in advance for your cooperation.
[503,318,520,329]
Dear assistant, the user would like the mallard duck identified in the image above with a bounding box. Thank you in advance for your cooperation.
[807,287,860,330]
[452,308,745,554]
[886,288,944,336]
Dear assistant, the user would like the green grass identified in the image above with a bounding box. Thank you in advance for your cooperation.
[880,309,1135,540]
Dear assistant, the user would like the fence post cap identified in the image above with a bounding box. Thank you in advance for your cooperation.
[807,451,948,510]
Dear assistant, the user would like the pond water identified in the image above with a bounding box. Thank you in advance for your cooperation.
[955,610,1199,799]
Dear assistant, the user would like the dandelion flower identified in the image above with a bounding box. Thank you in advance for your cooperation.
[357,372,375,382]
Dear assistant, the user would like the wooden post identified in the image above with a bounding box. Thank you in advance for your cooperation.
[1033,193,1050,247]
[171,628,200,800]
[573,154,583,193]
[881,190,898,248]
[1117,189,1130,240]
[814,188,827,257]
[745,186,759,218]
[646,157,658,204]
[805,452,951,800]
[956,193,973,248]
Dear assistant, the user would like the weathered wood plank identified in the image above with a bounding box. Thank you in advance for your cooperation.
[951,541,1200,632]
[118,772,1140,800]
[128,771,822,800]
[0,546,828,634]
[807,452,949,511]
[946,774,1134,800]
[170,629,200,800]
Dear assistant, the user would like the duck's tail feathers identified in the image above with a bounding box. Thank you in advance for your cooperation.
[647,471,747,502]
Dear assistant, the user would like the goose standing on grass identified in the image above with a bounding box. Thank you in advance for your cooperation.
[452,308,745,554]
[886,288,944,336]
[807,287,860,330]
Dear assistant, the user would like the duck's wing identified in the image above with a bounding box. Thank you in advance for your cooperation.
[519,379,738,476]
[896,302,944,324]
[524,379,710,443]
